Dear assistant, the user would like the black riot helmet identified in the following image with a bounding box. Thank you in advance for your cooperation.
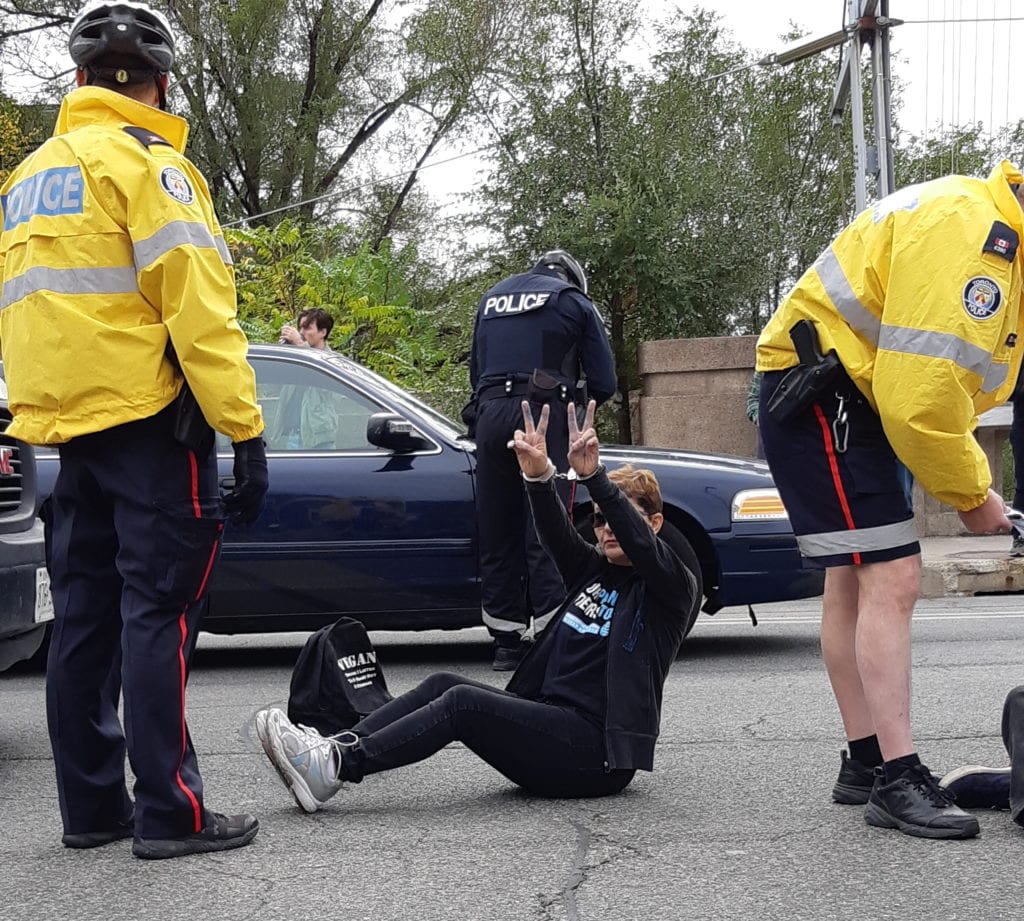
[69,2,175,105]
[532,249,588,295]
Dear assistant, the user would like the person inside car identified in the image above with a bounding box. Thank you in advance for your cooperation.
[255,399,697,810]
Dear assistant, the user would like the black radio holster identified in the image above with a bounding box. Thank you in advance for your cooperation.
[766,319,841,424]
[171,381,215,457]
[527,369,569,404]
[165,344,215,456]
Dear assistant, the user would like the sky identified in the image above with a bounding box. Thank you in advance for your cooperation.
[422,0,1024,216]
[693,0,1023,140]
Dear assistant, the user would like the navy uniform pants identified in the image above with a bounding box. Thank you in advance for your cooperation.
[46,404,225,840]
[474,396,570,646]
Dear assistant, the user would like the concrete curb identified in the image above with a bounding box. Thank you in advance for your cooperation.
[920,536,1024,599]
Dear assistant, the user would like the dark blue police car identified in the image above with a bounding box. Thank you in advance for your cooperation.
[26,345,822,642]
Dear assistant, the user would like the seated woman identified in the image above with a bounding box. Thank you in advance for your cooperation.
[256,399,698,810]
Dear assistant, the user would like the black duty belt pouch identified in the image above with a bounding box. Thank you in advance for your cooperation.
[527,368,568,404]
[460,397,478,437]
[287,617,394,736]
[766,319,841,424]
[172,381,215,456]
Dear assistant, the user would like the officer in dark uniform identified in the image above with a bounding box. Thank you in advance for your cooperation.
[469,250,616,670]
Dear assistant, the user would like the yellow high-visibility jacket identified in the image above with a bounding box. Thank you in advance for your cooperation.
[757,161,1024,512]
[0,86,263,446]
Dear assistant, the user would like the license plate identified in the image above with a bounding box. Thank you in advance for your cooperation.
[34,567,54,624]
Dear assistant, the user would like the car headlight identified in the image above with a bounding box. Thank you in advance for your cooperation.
[732,488,789,521]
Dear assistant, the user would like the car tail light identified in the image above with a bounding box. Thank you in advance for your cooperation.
[732,488,789,521]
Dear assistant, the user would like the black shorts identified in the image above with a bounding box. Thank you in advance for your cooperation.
[758,366,919,568]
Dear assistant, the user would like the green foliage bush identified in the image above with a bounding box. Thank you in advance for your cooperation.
[227,220,472,420]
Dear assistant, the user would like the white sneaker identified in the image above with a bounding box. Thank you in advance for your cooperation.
[256,708,350,813]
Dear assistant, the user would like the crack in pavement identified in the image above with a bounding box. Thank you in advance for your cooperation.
[537,817,650,921]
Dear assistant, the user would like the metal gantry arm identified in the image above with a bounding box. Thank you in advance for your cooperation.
[762,0,903,212]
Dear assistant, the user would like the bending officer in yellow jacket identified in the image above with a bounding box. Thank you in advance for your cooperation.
[0,1,265,860]
[757,161,1024,841]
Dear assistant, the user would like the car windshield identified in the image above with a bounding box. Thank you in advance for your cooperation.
[325,354,467,442]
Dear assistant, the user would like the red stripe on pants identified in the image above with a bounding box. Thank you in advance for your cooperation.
[813,403,861,566]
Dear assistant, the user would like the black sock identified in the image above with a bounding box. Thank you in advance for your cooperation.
[883,752,922,783]
[848,734,883,768]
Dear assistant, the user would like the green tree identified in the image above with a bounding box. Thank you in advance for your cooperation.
[0,95,42,183]
[475,5,851,441]
[0,0,534,236]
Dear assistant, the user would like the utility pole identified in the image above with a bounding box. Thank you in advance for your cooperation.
[759,0,903,211]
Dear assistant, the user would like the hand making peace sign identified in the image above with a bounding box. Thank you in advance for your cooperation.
[510,400,552,479]
[511,399,600,480]
[567,399,599,478]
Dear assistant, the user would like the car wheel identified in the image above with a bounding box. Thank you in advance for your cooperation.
[574,515,704,639]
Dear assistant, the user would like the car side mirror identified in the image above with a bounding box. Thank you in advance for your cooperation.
[366,412,431,453]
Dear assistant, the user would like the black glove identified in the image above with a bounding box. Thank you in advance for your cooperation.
[223,436,269,525]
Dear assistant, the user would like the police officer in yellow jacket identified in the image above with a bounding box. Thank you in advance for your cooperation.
[0,2,265,859]
[757,161,1024,840]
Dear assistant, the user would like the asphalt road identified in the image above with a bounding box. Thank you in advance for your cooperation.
[2,595,1023,921]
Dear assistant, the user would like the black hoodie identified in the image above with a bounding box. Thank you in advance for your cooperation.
[506,467,698,771]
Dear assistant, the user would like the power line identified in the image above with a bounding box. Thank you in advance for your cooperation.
[221,143,498,229]
[901,15,1024,23]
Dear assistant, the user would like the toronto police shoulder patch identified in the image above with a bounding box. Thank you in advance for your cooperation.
[982,220,1019,261]
[962,275,1003,320]
[159,166,195,205]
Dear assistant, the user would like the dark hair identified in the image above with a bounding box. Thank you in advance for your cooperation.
[298,307,334,336]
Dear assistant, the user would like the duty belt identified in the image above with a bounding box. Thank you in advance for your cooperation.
[476,375,571,404]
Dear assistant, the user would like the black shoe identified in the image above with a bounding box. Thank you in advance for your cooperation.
[62,815,134,849]
[832,749,875,805]
[864,764,980,839]
[132,811,259,860]
[492,641,530,672]
[939,765,1011,810]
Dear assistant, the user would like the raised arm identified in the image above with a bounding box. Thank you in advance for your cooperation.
[512,401,599,582]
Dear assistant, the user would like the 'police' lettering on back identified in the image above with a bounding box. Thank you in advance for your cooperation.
[3,167,86,231]
[481,291,551,318]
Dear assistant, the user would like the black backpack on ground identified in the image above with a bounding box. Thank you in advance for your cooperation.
[287,617,393,736]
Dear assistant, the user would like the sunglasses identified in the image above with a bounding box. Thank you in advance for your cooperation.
[591,509,649,530]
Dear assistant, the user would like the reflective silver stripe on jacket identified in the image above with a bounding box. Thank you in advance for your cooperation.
[797,518,919,557]
[0,265,138,310]
[133,220,233,270]
[816,246,1007,394]
[879,324,1007,392]
[815,247,880,344]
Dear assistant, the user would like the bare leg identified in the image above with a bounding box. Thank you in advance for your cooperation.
[821,555,921,759]
[820,565,874,742]
[853,554,921,760]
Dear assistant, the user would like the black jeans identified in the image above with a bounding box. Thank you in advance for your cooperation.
[1003,685,1024,823]
[341,673,635,798]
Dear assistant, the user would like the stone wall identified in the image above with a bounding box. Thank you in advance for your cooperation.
[636,335,759,456]
[636,334,1010,538]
